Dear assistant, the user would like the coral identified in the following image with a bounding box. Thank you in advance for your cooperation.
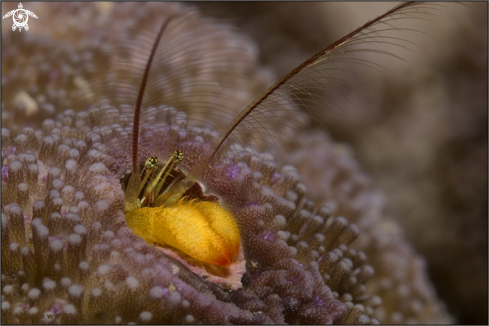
[2,104,349,324]
[1,3,110,135]
[1,2,463,325]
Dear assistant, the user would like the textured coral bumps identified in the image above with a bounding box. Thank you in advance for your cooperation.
[1,2,454,324]
[1,104,350,324]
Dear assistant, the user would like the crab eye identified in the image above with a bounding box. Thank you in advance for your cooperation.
[172,150,184,164]
[133,151,185,207]
[146,156,159,169]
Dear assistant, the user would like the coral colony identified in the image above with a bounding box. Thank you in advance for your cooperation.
[2,2,471,324]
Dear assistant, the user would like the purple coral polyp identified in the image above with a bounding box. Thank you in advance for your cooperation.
[226,164,240,180]
[2,165,9,182]
[50,304,62,316]
[5,146,17,156]
[271,172,281,184]
[313,295,324,307]
[259,229,276,243]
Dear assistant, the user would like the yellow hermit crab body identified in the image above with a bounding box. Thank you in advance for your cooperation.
[126,200,240,266]
[121,16,243,268]
[124,151,241,267]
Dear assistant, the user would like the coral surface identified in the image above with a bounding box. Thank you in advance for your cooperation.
[2,2,478,324]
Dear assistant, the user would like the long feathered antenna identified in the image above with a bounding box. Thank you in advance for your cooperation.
[131,17,174,176]
[159,2,447,205]
[124,16,174,212]
[85,2,451,207]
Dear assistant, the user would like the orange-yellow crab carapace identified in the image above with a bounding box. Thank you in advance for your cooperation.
[126,200,240,266]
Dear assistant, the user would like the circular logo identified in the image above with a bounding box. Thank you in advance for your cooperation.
[13,9,28,28]
[3,3,38,32]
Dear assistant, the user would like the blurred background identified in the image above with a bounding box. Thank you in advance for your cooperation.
[190,2,488,324]
[2,2,487,324]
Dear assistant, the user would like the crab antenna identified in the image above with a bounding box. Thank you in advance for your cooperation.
[160,1,419,206]
[125,17,174,213]
[131,17,174,176]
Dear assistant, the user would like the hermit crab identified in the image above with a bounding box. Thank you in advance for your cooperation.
[94,2,450,276]
[1,1,476,323]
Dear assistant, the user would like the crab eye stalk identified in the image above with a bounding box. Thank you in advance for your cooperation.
[124,16,175,213]
[141,150,184,207]
[138,156,159,192]
[124,150,241,267]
